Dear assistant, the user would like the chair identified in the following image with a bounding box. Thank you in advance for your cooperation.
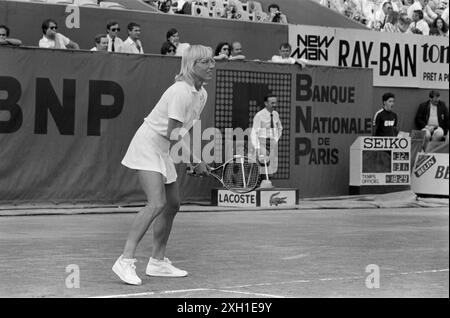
[99,1,126,9]
[247,0,262,13]
[73,0,99,7]
[46,0,74,4]
[207,0,225,18]
[191,2,210,17]
[12,0,48,3]
[229,0,251,21]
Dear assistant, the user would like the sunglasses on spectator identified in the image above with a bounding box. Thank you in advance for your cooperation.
[0,33,6,36]
[110,28,120,32]
[49,26,57,30]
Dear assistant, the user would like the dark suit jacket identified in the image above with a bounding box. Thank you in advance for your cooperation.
[415,101,449,135]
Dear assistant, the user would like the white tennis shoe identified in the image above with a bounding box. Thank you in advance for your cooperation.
[145,257,188,277]
[112,255,142,285]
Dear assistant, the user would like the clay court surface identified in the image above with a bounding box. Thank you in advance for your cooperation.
[0,204,448,298]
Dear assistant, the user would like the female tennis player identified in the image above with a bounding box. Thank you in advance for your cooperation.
[113,45,214,285]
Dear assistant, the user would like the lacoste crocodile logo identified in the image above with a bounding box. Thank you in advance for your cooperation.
[269,192,288,206]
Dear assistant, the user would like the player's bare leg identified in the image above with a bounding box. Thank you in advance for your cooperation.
[152,181,180,260]
[123,171,167,258]
[146,180,187,277]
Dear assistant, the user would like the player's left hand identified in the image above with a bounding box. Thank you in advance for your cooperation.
[194,162,210,176]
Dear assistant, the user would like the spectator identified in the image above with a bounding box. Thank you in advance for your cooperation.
[415,90,449,142]
[270,43,308,67]
[374,1,395,30]
[90,34,108,51]
[158,0,175,14]
[166,28,190,57]
[382,11,412,33]
[430,16,449,36]
[423,0,439,24]
[385,12,413,32]
[382,11,400,32]
[39,19,79,50]
[160,41,176,55]
[119,22,144,54]
[0,25,22,46]
[397,12,413,32]
[229,41,246,61]
[214,42,231,60]
[264,4,288,24]
[343,0,369,25]
[106,21,123,53]
[407,0,428,20]
[372,92,398,137]
[407,10,430,35]
[224,2,240,19]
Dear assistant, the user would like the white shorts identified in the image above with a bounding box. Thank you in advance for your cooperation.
[122,122,177,184]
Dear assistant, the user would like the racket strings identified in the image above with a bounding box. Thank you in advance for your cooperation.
[222,159,259,192]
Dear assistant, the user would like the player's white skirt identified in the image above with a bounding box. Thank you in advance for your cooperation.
[121,122,177,184]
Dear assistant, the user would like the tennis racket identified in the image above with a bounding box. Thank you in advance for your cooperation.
[187,155,260,193]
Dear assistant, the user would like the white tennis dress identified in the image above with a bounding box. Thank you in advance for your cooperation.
[122,81,207,184]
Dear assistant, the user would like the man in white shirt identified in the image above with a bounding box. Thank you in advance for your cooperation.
[407,0,428,19]
[251,94,283,175]
[374,1,396,29]
[119,22,144,54]
[106,21,124,53]
[90,34,108,51]
[407,10,430,35]
[38,19,79,49]
[270,43,308,66]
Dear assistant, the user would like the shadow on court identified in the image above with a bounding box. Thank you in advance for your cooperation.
[0,207,448,298]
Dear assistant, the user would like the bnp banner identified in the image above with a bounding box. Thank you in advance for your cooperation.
[289,24,449,89]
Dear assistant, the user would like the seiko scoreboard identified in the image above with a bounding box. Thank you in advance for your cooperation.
[349,137,411,194]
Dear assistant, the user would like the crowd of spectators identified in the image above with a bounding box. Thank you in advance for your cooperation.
[317,0,449,36]
[150,0,289,24]
[1,17,307,66]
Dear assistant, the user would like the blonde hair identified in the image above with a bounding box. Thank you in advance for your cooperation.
[175,45,213,84]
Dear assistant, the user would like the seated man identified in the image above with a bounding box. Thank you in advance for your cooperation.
[0,25,22,46]
[90,34,108,51]
[264,3,288,24]
[39,19,79,49]
[407,9,430,35]
[229,41,246,61]
[270,43,308,67]
[415,90,449,142]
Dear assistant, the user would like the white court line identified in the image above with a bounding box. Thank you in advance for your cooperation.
[281,254,309,260]
[210,289,285,298]
[91,268,449,298]
[225,268,450,289]
[92,288,284,299]
[91,288,209,298]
